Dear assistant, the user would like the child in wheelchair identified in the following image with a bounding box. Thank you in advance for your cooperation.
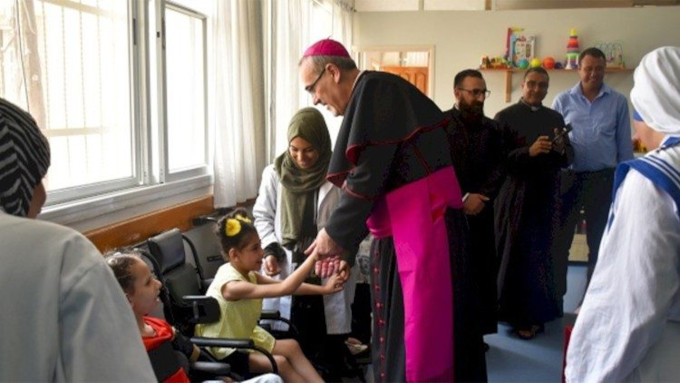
[106,250,201,382]
[195,209,345,383]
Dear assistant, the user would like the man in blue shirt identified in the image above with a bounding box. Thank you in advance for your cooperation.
[551,47,633,311]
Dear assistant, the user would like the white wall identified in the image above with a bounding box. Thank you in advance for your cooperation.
[354,6,680,116]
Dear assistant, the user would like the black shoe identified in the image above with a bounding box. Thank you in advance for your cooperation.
[483,342,490,352]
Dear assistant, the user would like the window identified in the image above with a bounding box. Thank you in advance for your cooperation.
[0,0,210,213]
[0,0,136,203]
[164,5,207,175]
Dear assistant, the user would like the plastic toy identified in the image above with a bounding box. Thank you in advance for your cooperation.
[565,28,580,70]
[530,58,542,68]
[517,58,529,69]
[542,57,556,69]
[480,55,491,69]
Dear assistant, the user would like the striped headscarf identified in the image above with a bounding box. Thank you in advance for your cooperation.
[0,98,50,217]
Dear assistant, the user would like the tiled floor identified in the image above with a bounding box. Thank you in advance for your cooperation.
[569,233,588,263]
[486,264,586,382]
[347,227,591,383]
[350,265,588,383]
[343,264,586,383]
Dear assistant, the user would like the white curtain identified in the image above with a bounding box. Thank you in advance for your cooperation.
[212,0,353,207]
[263,0,310,163]
[263,0,355,159]
[331,0,353,47]
[321,0,354,146]
[212,0,266,208]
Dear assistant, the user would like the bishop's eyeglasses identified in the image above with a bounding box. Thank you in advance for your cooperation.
[305,67,327,94]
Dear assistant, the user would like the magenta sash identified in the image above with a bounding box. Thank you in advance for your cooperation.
[367,166,463,382]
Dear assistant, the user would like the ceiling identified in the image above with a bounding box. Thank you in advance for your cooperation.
[353,0,680,12]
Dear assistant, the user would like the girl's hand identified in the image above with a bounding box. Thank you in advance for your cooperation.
[263,255,281,276]
[336,260,350,282]
[323,272,345,294]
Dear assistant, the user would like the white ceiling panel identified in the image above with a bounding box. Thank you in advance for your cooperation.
[354,0,679,12]
[354,0,420,12]
[424,0,487,10]
[493,0,632,9]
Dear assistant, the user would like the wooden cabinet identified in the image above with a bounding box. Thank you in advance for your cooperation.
[380,66,429,96]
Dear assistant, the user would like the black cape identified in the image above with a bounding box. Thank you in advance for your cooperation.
[326,71,487,382]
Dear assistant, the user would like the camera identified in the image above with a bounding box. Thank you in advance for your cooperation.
[552,123,572,144]
[551,123,572,154]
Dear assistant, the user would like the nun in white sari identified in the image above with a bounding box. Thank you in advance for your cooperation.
[566,46,680,382]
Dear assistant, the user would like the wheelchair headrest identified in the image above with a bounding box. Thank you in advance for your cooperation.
[147,228,186,274]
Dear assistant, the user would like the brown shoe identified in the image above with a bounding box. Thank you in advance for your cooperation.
[515,324,544,340]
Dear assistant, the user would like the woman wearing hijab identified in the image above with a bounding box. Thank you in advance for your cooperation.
[565,46,680,382]
[253,107,359,379]
[0,98,155,381]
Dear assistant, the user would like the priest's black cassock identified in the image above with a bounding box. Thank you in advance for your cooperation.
[493,101,573,330]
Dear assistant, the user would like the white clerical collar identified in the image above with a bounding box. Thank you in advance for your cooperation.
[520,98,542,112]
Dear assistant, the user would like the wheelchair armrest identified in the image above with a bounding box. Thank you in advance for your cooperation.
[191,337,278,374]
[190,361,231,376]
[191,336,254,349]
[259,310,281,320]
[259,310,299,337]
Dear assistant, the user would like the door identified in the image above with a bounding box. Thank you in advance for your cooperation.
[380,66,429,95]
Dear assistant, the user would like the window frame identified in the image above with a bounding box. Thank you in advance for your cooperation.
[160,1,210,183]
[25,0,143,205]
[39,0,213,228]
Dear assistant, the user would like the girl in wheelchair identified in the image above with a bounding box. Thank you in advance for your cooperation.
[196,209,344,383]
[106,250,201,382]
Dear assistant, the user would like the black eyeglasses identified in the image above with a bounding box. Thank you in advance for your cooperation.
[457,88,491,98]
[304,67,326,94]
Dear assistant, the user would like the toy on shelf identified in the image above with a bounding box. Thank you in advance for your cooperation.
[565,28,580,70]
[529,58,542,68]
[505,27,536,68]
[595,41,625,68]
[480,55,492,69]
[479,56,511,69]
[542,57,556,69]
[514,37,536,67]
[505,27,525,62]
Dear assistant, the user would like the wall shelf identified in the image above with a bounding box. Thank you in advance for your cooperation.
[480,67,633,102]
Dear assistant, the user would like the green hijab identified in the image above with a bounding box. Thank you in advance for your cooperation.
[274,107,332,247]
